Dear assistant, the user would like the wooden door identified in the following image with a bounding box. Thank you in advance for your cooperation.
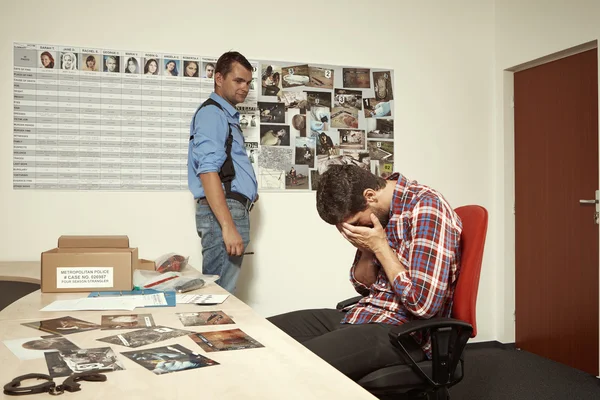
[515,48,599,376]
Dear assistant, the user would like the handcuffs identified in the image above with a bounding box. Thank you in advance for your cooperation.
[4,371,107,396]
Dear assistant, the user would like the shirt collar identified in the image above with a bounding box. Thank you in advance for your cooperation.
[209,92,239,118]
[389,172,410,210]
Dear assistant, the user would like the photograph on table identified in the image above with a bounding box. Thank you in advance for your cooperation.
[368,140,394,163]
[260,124,290,146]
[258,101,286,123]
[331,89,362,129]
[201,58,216,79]
[261,64,282,96]
[373,70,394,101]
[339,129,366,150]
[22,316,100,336]
[39,50,57,69]
[289,109,307,137]
[121,344,218,375]
[294,136,316,168]
[183,60,200,78]
[44,347,125,378]
[277,90,308,111]
[189,328,265,352]
[3,335,80,361]
[310,170,321,191]
[286,164,309,189]
[366,118,394,140]
[306,91,332,110]
[257,146,294,190]
[342,67,370,88]
[177,311,235,327]
[309,106,330,135]
[316,131,340,156]
[363,98,392,118]
[96,326,193,348]
[371,159,394,178]
[282,64,310,88]
[100,314,155,330]
[81,54,100,72]
[307,66,334,89]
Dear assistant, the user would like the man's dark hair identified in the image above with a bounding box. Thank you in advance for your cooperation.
[215,51,253,78]
[316,165,387,225]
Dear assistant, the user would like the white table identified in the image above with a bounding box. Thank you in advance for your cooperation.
[0,262,376,399]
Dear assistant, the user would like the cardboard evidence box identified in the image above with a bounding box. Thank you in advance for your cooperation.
[41,235,153,293]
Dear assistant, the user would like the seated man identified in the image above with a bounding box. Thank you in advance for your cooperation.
[268,164,463,381]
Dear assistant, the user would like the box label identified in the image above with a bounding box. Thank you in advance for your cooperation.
[56,267,114,288]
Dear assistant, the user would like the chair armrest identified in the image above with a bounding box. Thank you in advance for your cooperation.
[388,318,473,341]
[336,296,363,311]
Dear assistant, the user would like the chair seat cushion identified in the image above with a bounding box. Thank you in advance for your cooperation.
[357,360,463,391]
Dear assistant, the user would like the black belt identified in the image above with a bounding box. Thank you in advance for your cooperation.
[197,192,254,211]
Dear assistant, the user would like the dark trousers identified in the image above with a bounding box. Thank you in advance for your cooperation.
[267,309,426,381]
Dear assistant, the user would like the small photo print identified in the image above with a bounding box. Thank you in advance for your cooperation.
[278,90,308,111]
[262,64,282,96]
[103,55,120,73]
[177,311,235,327]
[331,89,362,129]
[163,59,180,76]
[143,58,160,75]
[342,149,371,171]
[100,314,155,330]
[202,60,216,79]
[339,129,366,150]
[121,344,219,375]
[82,54,100,72]
[183,60,200,78]
[60,52,78,71]
[343,68,370,88]
[245,142,259,167]
[123,56,140,74]
[3,335,79,361]
[307,66,334,89]
[306,91,332,110]
[294,136,316,168]
[316,131,340,156]
[290,111,307,137]
[309,106,331,134]
[282,64,310,88]
[310,170,321,191]
[286,164,309,190]
[373,70,394,101]
[39,50,56,69]
[368,140,394,161]
[189,328,264,352]
[260,124,290,146]
[258,101,286,123]
[367,118,394,140]
[371,159,394,178]
[96,326,192,348]
[22,316,99,336]
[44,347,125,378]
[363,98,392,118]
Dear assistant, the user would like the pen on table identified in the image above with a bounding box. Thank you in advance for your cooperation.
[244,252,254,255]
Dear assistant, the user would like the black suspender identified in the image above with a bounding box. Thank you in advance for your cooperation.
[190,98,236,193]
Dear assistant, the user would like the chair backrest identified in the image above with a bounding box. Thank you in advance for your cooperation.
[451,205,488,338]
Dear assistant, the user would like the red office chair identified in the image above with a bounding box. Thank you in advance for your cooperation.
[337,205,488,400]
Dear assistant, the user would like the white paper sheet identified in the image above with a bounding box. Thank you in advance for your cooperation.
[41,297,137,312]
[176,294,229,304]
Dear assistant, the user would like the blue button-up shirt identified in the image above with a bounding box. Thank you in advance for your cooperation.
[187,92,258,201]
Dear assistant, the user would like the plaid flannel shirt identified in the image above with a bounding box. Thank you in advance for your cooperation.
[341,173,463,359]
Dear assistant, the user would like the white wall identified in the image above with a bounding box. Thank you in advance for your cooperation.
[0,1,496,341]
[493,0,600,343]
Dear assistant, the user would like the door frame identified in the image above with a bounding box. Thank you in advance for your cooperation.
[502,40,600,376]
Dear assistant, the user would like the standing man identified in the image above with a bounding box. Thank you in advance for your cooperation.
[188,51,258,293]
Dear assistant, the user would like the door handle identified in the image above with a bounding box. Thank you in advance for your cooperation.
[579,199,598,204]
[579,190,600,225]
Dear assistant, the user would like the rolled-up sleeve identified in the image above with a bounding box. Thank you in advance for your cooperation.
[190,106,228,176]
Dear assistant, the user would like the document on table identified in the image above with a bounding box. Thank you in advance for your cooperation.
[40,293,167,311]
[176,294,229,305]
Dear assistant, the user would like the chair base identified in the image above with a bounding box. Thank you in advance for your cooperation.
[375,387,449,400]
